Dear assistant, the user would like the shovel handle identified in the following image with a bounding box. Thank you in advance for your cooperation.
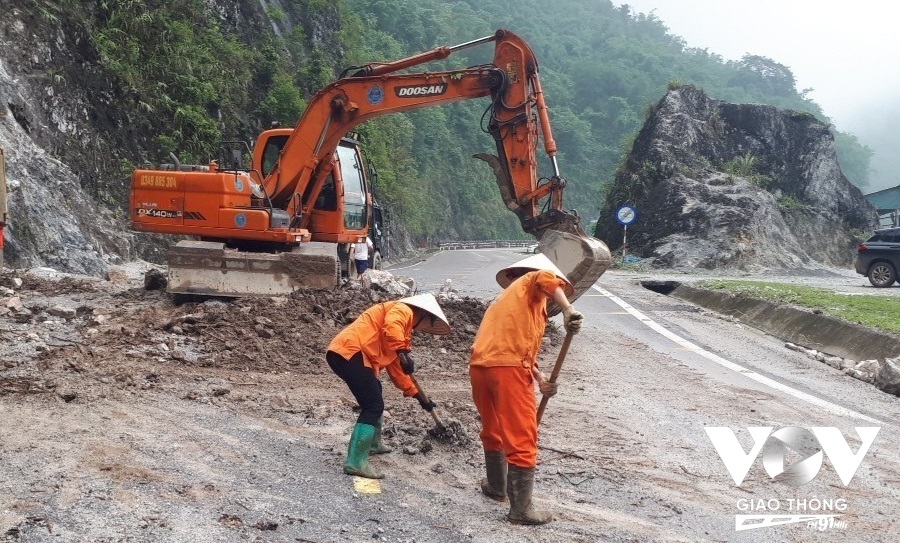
[536,331,574,426]
[429,410,444,429]
[410,374,445,429]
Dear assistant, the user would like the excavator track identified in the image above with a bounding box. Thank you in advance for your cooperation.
[166,240,339,297]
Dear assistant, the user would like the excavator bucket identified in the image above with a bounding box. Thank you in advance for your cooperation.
[537,223,612,306]
[475,151,611,303]
[166,240,339,297]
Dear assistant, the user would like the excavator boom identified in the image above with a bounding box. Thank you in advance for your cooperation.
[130,29,610,299]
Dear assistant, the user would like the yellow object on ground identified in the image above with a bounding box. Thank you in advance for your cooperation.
[353,477,382,494]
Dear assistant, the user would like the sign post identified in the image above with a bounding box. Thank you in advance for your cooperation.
[615,204,637,265]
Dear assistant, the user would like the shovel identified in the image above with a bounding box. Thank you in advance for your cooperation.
[409,374,446,431]
[536,330,574,426]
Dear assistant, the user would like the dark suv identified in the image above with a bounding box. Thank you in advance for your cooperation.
[856,227,900,287]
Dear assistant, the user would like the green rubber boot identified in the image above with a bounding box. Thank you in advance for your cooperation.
[344,423,384,479]
[370,417,392,455]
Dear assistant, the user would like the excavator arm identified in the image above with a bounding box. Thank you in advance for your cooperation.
[263,29,610,300]
[262,67,501,217]
[131,30,609,300]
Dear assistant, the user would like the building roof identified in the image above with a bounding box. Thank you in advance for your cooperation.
[865,185,900,212]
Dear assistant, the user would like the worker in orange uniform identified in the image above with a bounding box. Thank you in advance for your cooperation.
[327,293,451,479]
[470,254,583,525]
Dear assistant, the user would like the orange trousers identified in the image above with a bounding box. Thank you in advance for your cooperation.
[469,365,538,468]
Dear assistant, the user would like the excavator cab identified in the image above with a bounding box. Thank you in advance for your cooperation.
[132,133,375,296]
[250,129,370,243]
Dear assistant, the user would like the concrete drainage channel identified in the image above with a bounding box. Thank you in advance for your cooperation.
[641,280,900,397]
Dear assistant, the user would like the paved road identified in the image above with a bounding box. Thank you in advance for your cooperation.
[391,248,900,542]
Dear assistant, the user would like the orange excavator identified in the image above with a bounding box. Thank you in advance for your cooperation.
[130,29,610,299]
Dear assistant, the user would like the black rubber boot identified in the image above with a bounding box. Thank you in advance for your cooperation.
[507,465,552,525]
[480,450,507,502]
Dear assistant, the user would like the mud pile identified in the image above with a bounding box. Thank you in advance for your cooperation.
[0,267,500,452]
[149,284,489,374]
[1,265,575,473]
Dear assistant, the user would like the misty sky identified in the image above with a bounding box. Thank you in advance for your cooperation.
[616,0,900,189]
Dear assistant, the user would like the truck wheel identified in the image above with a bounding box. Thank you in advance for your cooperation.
[868,262,896,288]
[372,251,382,270]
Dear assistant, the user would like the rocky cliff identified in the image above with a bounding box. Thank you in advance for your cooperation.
[0,1,344,274]
[595,85,877,270]
[0,4,139,273]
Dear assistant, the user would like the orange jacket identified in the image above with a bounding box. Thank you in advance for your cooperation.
[328,301,419,396]
[469,269,566,369]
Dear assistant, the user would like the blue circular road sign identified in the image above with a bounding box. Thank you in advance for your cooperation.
[616,205,637,226]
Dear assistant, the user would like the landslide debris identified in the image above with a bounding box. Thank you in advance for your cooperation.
[0,265,488,394]
[0,265,508,454]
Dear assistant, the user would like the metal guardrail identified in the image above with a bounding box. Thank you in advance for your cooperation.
[437,240,533,250]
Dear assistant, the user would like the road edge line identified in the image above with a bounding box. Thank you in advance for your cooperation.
[593,285,883,424]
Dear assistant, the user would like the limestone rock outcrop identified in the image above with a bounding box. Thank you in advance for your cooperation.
[595,85,877,270]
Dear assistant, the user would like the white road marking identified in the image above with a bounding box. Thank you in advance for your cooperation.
[389,262,422,271]
[593,285,883,424]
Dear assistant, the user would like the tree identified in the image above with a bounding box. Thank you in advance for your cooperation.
[833,131,873,189]
[732,54,797,97]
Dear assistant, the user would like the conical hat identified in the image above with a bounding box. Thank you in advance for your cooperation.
[495,253,575,297]
[398,293,452,335]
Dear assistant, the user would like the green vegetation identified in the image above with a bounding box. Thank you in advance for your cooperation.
[725,153,758,177]
[777,195,807,209]
[724,153,771,187]
[699,280,900,334]
[47,0,875,243]
[89,0,260,162]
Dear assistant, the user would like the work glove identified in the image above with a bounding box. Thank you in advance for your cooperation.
[415,392,436,412]
[537,372,558,397]
[562,305,584,334]
[398,351,415,375]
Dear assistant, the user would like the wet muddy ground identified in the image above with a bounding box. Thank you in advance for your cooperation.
[0,265,577,542]
[5,262,898,543]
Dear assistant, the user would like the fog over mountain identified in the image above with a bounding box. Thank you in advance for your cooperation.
[840,104,900,193]
[618,0,900,193]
